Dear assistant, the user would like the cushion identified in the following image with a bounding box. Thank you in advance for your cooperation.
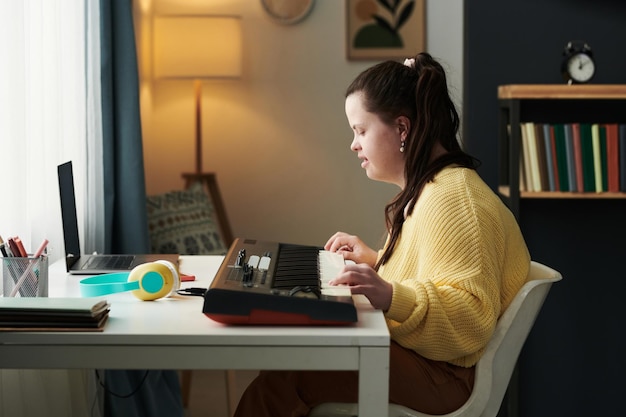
[146,182,227,255]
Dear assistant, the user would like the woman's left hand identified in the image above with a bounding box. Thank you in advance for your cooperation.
[329,263,393,311]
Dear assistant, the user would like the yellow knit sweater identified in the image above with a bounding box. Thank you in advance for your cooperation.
[378,166,530,367]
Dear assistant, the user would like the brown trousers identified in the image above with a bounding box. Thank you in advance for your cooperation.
[233,341,475,417]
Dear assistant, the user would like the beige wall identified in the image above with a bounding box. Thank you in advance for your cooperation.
[135,0,463,249]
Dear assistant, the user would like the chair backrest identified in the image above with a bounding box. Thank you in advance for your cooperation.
[308,261,562,417]
[446,261,562,417]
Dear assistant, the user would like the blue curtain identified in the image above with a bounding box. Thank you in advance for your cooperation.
[100,0,150,254]
[99,2,183,416]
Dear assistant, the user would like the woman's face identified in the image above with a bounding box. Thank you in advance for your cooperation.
[345,92,406,188]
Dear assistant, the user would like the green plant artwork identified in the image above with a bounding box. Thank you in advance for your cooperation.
[352,0,415,49]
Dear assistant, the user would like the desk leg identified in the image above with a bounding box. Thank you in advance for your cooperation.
[181,370,192,408]
[225,370,238,417]
[358,347,389,417]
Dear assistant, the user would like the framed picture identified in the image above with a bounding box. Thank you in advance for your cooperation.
[346,0,425,61]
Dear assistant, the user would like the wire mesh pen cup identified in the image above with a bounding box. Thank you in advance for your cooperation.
[1,254,49,297]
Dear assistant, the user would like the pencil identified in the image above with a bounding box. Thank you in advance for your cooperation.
[0,235,9,257]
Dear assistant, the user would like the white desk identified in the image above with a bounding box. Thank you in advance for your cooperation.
[0,256,390,417]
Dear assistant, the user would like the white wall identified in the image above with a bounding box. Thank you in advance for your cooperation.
[136,0,463,249]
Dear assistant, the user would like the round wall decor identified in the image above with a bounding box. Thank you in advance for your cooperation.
[261,0,315,25]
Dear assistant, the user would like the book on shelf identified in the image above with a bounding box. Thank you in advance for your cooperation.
[600,125,608,192]
[591,124,605,192]
[571,123,585,192]
[541,124,556,191]
[534,123,550,191]
[580,123,596,192]
[519,123,532,191]
[524,122,542,191]
[526,123,542,191]
[547,124,560,191]
[563,124,578,192]
[605,123,620,192]
[519,149,527,192]
[620,124,626,192]
[553,124,570,191]
[0,297,110,332]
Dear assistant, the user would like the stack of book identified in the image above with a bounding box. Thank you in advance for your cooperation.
[517,122,626,193]
[0,297,109,332]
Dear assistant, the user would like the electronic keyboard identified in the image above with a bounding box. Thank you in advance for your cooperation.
[202,238,357,325]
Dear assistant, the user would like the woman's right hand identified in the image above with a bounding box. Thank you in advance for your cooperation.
[324,232,378,267]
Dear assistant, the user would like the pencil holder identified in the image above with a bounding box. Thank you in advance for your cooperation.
[1,255,48,297]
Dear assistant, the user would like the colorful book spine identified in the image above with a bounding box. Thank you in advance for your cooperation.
[535,124,549,191]
[600,125,608,192]
[580,123,595,192]
[605,123,620,192]
[542,124,556,191]
[563,124,577,191]
[520,123,532,191]
[548,124,560,191]
[525,122,542,191]
[620,124,626,192]
[571,123,585,192]
[591,124,604,192]
[553,124,570,192]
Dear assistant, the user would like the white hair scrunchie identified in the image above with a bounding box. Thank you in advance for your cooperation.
[403,58,415,68]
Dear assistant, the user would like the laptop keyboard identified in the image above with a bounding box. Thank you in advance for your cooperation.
[84,255,134,270]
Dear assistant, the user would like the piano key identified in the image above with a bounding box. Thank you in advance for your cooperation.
[318,250,346,284]
[321,286,352,297]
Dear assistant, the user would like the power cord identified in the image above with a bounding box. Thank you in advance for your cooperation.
[94,369,150,398]
[176,287,207,296]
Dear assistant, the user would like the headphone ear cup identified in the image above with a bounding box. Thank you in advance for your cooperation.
[127,261,178,301]
[154,259,181,296]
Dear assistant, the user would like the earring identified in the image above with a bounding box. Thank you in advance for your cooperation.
[400,140,405,153]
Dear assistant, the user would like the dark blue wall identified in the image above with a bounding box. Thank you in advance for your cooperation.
[464,1,626,416]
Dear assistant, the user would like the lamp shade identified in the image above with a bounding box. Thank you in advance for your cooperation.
[153,16,242,79]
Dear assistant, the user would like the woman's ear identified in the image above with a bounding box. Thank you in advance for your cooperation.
[396,116,411,139]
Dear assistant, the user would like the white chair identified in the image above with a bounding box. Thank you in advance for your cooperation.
[309,261,562,417]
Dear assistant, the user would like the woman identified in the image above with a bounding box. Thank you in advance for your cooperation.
[234,52,530,416]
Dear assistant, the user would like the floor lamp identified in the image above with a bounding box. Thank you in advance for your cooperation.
[153,15,242,246]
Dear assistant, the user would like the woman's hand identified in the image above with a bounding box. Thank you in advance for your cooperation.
[324,232,378,267]
[329,263,393,311]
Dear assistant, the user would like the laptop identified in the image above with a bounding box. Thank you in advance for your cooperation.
[58,161,179,274]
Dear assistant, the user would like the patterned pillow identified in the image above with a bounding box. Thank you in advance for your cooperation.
[146,182,227,255]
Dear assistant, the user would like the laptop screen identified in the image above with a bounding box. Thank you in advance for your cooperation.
[57,161,81,270]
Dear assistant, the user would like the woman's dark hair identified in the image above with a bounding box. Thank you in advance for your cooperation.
[345,52,480,268]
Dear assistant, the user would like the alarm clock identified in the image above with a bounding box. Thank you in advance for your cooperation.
[561,41,595,84]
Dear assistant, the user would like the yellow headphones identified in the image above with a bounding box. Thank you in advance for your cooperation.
[79,260,180,301]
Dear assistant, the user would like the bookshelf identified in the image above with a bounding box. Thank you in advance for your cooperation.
[498,84,626,218]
